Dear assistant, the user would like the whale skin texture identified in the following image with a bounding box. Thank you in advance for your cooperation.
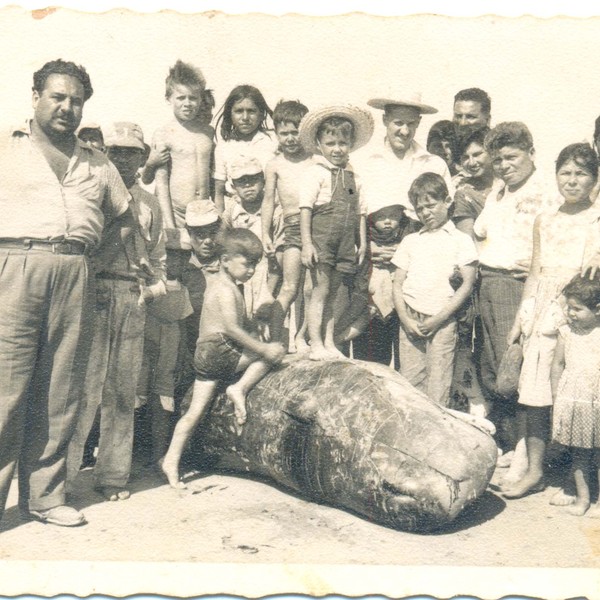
[192,358,498,533]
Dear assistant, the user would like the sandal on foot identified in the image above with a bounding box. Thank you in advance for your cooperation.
[28,505,86,527]
[95,486,131,501]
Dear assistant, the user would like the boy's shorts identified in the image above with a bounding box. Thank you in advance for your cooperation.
[312,212,357,274]
[194,332,243,381]
[283,213,302,250]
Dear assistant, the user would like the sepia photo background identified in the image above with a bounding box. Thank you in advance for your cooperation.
[1,5,599,183]
[1,2,600,599]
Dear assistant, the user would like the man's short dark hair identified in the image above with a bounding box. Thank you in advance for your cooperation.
[33,59,93,101]
[485,122,533,154]
[454,88,491,116]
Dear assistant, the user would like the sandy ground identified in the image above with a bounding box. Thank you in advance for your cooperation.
[1,453,599,570]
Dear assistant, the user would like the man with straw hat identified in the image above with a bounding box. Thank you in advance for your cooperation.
[357,92,453,222]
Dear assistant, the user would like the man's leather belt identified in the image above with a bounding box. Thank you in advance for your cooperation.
[0,238,87,255]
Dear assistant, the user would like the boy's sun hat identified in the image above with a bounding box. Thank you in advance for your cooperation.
[104,121,147,151]
[367,91,438,115]
[229,156,263,181]
[298,104,375,154]
[368,204,406,221]
[77,122,103,135]
[185,199,220,228]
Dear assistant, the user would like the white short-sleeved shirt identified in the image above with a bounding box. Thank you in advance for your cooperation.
[392,220,478,315]
[473,169,561,271]
[297,155,366,215]
[354,139,454,220]
[0,122,130,248]
[213,130,278,194]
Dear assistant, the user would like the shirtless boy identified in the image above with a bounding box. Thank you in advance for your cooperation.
[147,60,214,229]
[160,228,285,488]
[261,100,313,345]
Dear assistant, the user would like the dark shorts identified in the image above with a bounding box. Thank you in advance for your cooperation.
[312,210,357,274]
[194,332,243,381]
[283,213,302,251]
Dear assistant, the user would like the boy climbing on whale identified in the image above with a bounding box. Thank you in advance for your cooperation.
[161,228,285,487]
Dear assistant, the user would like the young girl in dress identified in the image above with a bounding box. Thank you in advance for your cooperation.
[213,85,278,214]
[503,143,600,498]
[551,273,600,517]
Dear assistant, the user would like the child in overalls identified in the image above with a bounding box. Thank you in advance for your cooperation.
[297,105,374,360]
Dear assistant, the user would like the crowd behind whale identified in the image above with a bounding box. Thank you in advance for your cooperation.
[1,57,599,529]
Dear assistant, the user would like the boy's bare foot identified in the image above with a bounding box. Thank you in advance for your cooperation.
[586,503,600,518]
[501,472,545,499]
[565,499,590,516]
[549,488,576,506]
[226,385,247,431]
[159,458,186,489]
[309,345,332,361]
[294,337,310,354]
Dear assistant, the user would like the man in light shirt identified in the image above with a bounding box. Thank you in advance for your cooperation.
[0,60,136,527]
[357,92,453,221]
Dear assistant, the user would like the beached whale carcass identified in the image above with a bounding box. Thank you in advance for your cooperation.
[193,358,497,533]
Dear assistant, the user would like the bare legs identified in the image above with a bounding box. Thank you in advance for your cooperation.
[161,379,217,488]
[565,448,592,516]
[161,352,273,488]
[502,406,549,498]
[269,248,304,347]
[225,356,273,432]
[306,265,344,360]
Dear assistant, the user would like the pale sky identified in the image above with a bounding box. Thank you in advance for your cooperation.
[1,6,599,180]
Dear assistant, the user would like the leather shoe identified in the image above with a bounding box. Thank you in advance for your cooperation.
[27,505,87,527]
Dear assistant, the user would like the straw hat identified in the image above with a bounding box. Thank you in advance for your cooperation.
[367,92,438,115]
[298,104,375,154]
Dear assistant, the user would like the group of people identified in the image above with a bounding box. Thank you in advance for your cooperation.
[1,57,600,530]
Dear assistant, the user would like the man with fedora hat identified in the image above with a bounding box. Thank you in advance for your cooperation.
[357,92,453,222]
[66,121,166,503]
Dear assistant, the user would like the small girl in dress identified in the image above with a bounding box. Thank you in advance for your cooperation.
[213,85,278,214]
[551,273,600,517]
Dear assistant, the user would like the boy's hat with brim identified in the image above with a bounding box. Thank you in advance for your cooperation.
[367,91,438,115]
[298,104,375,154]
[104,121,146,151]
[164,227,192,251]
[229,156,263,181]
[368,204,406,221]
[185,199,220,228]
[77,122,103,134]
